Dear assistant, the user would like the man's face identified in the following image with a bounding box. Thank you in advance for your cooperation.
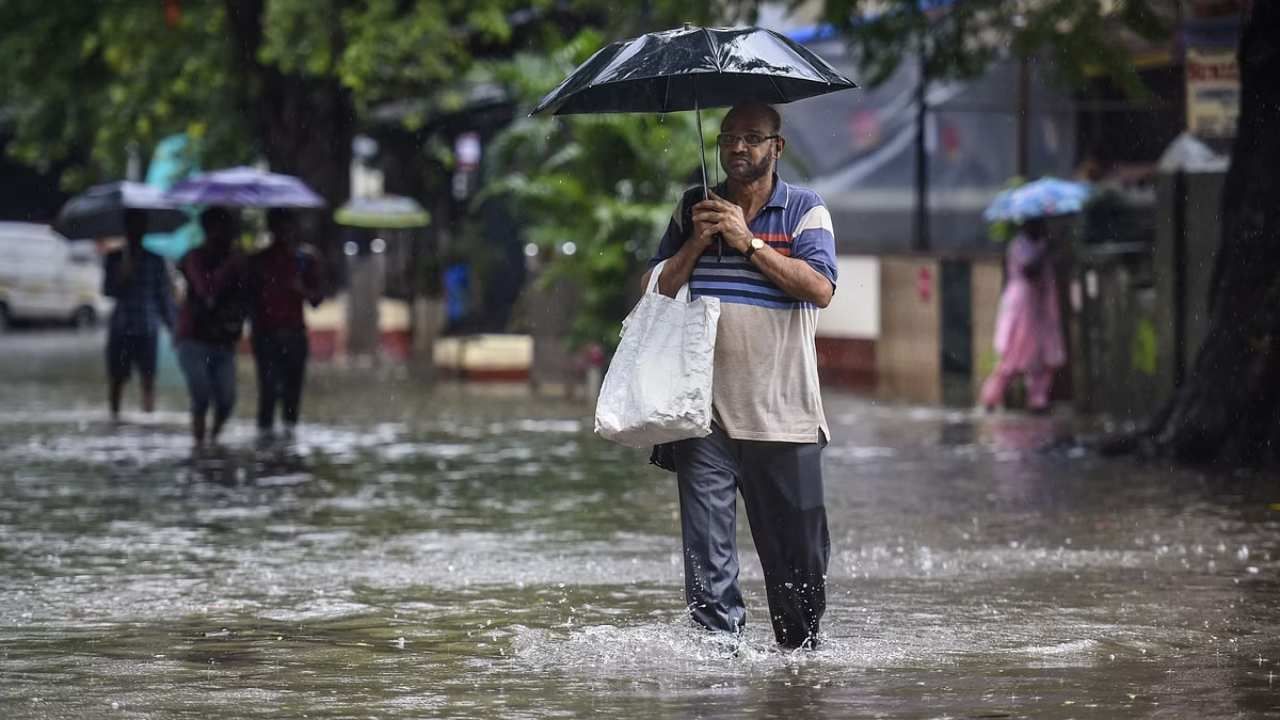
[718,108,781,183]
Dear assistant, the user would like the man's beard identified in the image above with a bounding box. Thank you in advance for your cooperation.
[722,152,772,183]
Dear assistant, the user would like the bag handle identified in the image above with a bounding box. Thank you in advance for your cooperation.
[622,260,690,336]
[646,259,691,302]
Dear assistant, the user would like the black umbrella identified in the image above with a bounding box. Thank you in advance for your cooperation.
[55,181,189,239]
[531,25,857,195]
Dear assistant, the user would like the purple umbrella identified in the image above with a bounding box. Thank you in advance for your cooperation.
[164,166,325,208]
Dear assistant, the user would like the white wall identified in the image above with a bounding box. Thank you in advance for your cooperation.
[817,255,880,339]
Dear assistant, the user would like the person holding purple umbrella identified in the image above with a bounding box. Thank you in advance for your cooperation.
[162,168,325,448]
[174,207,249,448]
[247,209,324,439]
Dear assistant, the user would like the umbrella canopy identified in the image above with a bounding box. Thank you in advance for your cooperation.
[54,181,188,239]
[530,25,856,116]
[531,24,857,222]
[165,166,325,208]
[983,177,1091,223]
[335,195,431,229]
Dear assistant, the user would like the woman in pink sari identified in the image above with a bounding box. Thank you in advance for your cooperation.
[980,219,1065,412]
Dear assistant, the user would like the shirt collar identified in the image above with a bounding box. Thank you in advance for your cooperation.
[765,174,790,210]
[714,173,790,210]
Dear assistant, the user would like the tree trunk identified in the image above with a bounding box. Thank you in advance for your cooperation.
[1147,3,1280,465]
[224,0,354,263]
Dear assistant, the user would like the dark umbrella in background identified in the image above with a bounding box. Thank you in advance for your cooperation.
[55,181,189,239]
[530,25,857,197]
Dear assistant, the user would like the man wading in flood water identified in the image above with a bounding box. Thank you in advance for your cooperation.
[643,102,837,650]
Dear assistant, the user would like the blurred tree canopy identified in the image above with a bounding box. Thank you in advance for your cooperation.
[0,1,241,189]
[0,0,741,192]
[808,0,1171,92]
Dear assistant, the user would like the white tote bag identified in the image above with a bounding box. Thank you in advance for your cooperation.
[594,260,720,448]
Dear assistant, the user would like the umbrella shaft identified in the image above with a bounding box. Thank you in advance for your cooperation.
[693,90,722,261]
[695,92,708,199]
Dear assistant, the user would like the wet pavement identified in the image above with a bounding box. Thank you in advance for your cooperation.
[2,329,1279,719]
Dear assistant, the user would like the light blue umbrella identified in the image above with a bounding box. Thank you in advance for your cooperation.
[983,177,1090,222]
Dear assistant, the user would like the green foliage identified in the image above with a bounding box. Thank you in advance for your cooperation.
[0,0,569,188]
[0,0,243,188]
[482,31,721,351]
[808,0,1171,94]
[259,1,347,77]
[335,0,472,101]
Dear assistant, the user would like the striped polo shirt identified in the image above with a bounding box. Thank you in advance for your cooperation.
[650,175,837,443]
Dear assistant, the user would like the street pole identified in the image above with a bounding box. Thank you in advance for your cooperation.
[125,142,141,182]
[913,37,930,252]
[1015,54,1031,178]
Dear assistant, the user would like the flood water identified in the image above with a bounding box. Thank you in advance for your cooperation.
[2,330,1279,719]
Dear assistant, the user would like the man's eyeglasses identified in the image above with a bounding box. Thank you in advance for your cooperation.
[716,133,780,148]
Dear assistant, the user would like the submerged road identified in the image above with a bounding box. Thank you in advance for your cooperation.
[1,330,1278,718]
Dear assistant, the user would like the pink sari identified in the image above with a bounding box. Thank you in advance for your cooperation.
[981,233,1065,409]
[993,234,1065,371]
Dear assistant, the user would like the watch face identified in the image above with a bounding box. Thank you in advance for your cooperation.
[751,238,765,250]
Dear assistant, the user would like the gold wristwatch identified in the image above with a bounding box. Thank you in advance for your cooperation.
[745,237,765,259]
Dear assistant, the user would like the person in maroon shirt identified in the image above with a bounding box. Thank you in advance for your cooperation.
[175,207,248,448]
[249,209,324,437]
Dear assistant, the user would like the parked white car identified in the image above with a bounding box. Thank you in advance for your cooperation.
[0,222,111,331]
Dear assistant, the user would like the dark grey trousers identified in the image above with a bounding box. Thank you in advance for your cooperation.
[673,423,830,648]
[252,329,308,431]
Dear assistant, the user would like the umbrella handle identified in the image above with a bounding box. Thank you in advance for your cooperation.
[693,86,723,262]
